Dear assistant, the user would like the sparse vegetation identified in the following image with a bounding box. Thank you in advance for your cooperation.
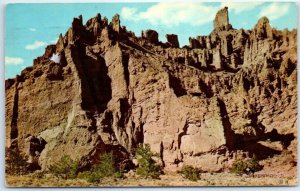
[282,149,292,156]
[78,152,123,183]
[48,155,79,179]
[6,171,297,187]
[31,171,45,179]
[178,165,202,181]
[5,148,29,175]
[230,155,262,175]
[135,144,162,179]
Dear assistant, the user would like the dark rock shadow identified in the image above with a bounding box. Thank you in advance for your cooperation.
[82,53,112,113]
[233,129,295,160]
[265,129,295,149]
[118,98,131,128]
[217,98,295,160]
[199,79,213,98]
[106,144,134,172]
[236,142,281,160]
[218,98,236,149]
[169,75,187,97]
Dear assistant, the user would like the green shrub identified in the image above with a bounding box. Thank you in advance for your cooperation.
[178,165,201,181]
[230,155,262,175]
[77,171,99,183]
[78,152,123,183]
[247,155,262,172]
[48,155,79,179]
[230,159,247,175]
[5,148,28,175]
[113,171,124,179]
[135,144,162,179]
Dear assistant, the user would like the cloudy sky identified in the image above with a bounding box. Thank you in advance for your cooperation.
[5,2,297,79]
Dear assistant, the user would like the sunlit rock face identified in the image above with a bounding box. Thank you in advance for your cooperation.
[5,7,297,173]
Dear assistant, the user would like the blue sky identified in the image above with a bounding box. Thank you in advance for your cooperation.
[5,2,297,79]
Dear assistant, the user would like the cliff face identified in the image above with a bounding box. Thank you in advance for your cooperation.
[5,7,297,173]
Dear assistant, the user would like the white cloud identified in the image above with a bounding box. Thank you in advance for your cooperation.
[121,7,139,21]
[5,56,24,65]
[29,28,36,32]
[50,53,61,64]
[121,3,219,27]
[220,2,263,13]
[25,41,46,50]
[259,3,290,20]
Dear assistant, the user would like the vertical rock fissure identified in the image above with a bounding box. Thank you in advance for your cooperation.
[10,80,19,147]
[178,121,189,149]
[76,45,97,111]
[169,75,187,97]
[160,141,165,167]
[217,98,235,149]
[122,52,130,87]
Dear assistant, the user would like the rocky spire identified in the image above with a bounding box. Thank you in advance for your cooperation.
[111,14,120,33]
[56,33,64,52]
[85,13,102,36]
[72,15,83,30]
[213,7,232,31]
[253,16,273,40]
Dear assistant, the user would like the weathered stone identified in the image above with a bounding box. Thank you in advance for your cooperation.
[213,7,232,31]
[72,15,83,32]
[212,47,223,70]
[206,36,212,49]
[166,34,179,48]
[110,14,120,33]
[102,16,108,26]
[253,16,273,40]
[85,13,102,36]
[56,34,64,52]
[189,37,200,49]
[142,29,159,44]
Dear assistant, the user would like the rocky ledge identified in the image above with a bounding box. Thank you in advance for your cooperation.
[5,7,297,173]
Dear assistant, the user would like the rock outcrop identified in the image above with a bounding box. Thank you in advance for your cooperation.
[166,34,180,48]
[5,7,297,174]
[142,29,159,44]
[213,6,232,31]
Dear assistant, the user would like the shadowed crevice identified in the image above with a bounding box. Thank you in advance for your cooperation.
[169,75,187,97]
[217,98,236,149]
[10,80,19,148]
[178,122,188,149]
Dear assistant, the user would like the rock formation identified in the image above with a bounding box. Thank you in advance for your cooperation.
[142,29,159,44]
[5,7,297,174]
[166,34,180,48]
[213,6,232,31]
